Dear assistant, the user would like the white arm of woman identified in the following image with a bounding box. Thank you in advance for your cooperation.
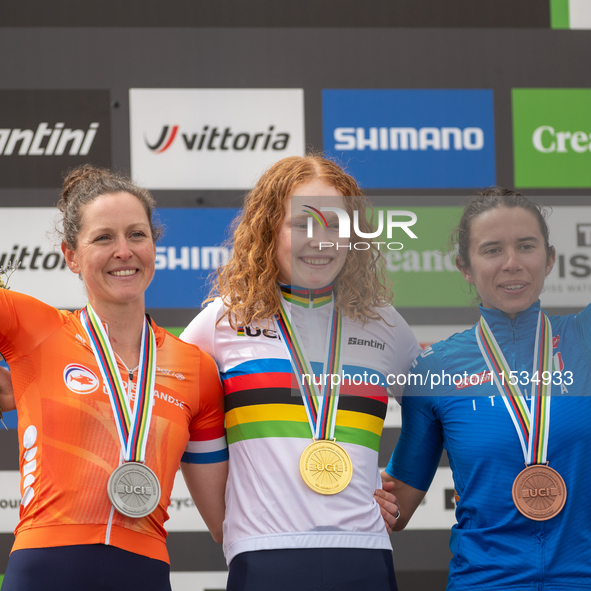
[0,365,15,413]
[380,471,427,531]
[181,460,228,544]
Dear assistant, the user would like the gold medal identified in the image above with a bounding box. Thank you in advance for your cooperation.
[512,464,567,521]
[299,440,352,495]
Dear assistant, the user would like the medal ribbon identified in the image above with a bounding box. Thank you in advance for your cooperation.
[275,297,342,441]
[80,304,157,463]
[476,312,552,465]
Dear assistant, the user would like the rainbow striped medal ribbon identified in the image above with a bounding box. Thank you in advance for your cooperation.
[80,304,160,518]
[476,312,566,521]
[275,296,353,495]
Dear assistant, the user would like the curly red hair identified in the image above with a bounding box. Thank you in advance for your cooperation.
[208,155,393,327]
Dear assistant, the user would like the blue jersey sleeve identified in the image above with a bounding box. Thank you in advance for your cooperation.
[575,302,591,360]
[385,347,443,491]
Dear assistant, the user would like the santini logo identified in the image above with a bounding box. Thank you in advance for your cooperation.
[0,123,99,156]
[348,337,385,350]
[145,125,290,153]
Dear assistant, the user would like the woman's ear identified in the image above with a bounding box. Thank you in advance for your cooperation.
[62,243,80,274]
[456,256,473,284]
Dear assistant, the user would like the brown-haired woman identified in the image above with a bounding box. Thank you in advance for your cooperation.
[0,165,227,591]
[181,155,422,591]
[383,188,591,590]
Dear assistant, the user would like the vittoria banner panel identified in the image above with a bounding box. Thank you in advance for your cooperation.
[129,89,305,190]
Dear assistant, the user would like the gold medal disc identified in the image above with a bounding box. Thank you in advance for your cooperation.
[512,464,567,521]
[299,440,352,495]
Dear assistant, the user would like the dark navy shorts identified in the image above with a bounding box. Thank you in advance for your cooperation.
[2,544,171,591]
[227,548,398,591]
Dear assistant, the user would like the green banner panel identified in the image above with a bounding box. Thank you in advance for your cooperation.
[374,206,471,308]
[550,0,570,28]
[513,88,591,187]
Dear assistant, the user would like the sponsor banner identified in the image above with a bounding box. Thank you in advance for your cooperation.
[374,206,469,307]
[146,208,239,308]
[0,466,457,534]
[551,0,591,29]
[0,208,87,309]
[0,207,238,310]
[130,89,305,190]
[0,90,111,188]
[513,89,591,187]
[170,573,229,591]
[0,471,20,533]
[374,205,591,309]
[543,206,591,306]
[0,469,210,534]
[322,89,496,189]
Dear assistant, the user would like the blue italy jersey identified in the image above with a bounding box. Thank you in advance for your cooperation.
[387,300,591,591]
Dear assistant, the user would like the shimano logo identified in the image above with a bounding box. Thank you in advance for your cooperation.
[0,123,99,156]
[334,127,484,151]
[155,246,231,271]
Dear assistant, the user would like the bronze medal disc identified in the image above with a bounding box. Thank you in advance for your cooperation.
[512,464,567,521]
[299,440,353,495]
[107,463,161,518]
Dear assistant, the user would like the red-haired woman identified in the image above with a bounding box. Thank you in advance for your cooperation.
[181,155,421,591]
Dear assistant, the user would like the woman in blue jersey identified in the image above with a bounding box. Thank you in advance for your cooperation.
[181,155,421,591]
[383,188,591,590]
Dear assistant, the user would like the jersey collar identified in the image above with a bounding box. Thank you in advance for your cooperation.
[479,300,541,344]
[279,283,334,308]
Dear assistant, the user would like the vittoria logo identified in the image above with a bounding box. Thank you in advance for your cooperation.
[63,364,100,394]
[237,326,279,339]
[144,124,290,153]
[145,125,179,153]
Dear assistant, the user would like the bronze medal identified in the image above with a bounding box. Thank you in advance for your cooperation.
[512,464,567,521]
[299,440,352,495]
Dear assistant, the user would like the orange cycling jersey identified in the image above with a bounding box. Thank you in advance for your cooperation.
[0,290,227,563]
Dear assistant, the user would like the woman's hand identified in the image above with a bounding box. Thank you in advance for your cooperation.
[379,471,427,531]
[374,480,400,534]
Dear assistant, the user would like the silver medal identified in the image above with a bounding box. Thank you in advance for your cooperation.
[107,463,160,518]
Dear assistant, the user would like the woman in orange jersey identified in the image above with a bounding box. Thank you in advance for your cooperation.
[0,166,227,591]
[181,155,420,591]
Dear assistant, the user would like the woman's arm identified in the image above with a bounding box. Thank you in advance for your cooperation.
[0,365,15,413]
[380,472,427,531]
[181,461,228,544]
